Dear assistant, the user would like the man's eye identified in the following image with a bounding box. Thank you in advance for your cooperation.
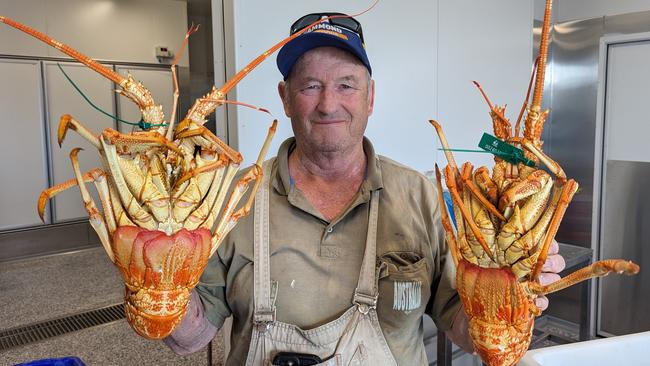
[304,84,320,90]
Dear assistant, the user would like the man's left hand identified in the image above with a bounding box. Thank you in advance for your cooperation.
[534,239,565,311]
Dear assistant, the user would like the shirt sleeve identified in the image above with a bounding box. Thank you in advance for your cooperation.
[163,290,218,355]
[425,178,462,331]
[195,242,233,329]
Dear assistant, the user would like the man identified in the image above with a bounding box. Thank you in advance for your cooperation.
[164,12,565,365]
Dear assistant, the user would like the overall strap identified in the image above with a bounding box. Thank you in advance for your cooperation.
[253,159,276,324]
[353,190,380,313]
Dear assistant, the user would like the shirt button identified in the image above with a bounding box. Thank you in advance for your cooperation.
[327,227,333,233]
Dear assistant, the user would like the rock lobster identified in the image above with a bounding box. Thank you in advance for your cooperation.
[0,15,322,339]
[429,1,639,365]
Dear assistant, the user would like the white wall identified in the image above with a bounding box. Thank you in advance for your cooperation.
[438,0,533,171]
[0,0,189,66]
[556,0,650,22]
[216,0,534,173]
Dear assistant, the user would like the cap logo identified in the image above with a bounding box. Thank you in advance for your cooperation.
[307,22,344,35]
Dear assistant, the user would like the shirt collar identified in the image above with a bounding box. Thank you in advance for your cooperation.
[272,136,384,196]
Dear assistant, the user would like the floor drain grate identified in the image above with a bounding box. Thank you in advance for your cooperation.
[0,303,124,351]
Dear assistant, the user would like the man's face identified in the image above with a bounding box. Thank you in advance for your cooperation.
[278,47,374,153]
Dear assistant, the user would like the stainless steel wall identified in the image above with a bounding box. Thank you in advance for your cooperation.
[538,10,650,336]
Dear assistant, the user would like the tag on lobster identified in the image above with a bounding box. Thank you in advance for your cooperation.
[478,133,535,167]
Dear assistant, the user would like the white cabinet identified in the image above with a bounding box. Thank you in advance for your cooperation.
[0,59,49,230]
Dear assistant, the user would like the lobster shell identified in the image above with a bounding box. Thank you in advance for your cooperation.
[457,260,534,366]
[112,226,212,339]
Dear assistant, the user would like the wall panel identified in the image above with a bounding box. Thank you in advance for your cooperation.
[0,59,49,230]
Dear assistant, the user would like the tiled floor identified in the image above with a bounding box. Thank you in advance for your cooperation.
[0,247,226,365]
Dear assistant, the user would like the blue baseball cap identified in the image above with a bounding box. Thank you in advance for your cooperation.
[277,14,372,80]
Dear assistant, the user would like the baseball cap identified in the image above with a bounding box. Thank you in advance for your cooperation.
[277,12,372,80]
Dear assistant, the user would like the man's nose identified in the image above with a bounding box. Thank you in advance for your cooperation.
[317,87,339,115]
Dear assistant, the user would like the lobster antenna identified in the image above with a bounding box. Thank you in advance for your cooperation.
[166,23,201,140]
[531,0,552,110]
[514,56,540,138]
[0,17,123,84]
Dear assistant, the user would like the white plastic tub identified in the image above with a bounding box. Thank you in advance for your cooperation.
[519,331,650,366]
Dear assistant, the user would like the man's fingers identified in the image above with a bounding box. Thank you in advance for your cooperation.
[538,272,560,286]
[548,239,559,255]
[535,295,549,311]
[542,253,566,273]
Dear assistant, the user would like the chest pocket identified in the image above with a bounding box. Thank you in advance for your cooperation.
[377,251,431,331]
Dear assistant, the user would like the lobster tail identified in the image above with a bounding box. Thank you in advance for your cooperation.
[124,287,190,340]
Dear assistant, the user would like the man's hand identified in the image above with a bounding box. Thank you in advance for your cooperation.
[534,239,565,310]
[445,307,476,354]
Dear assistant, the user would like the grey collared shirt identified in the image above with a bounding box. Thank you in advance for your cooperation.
[195,137,460,365]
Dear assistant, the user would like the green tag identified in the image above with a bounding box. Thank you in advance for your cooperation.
[478,133,535,167]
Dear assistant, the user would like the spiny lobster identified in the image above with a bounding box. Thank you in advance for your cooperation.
[429,1,639,365]
[0,15,324,339]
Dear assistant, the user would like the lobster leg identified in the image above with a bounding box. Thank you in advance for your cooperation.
[200,163,239,232]
[37,168,100,221]
[69,148,114,263]
[528,259,640,296]
[444,166,495,262]
[463,164,497,266]
[461,163,506,221]
[497,171,553,251]
[444,169,477,265]
[170,155,217,224]
[474,167,498,204]
[58,115,101,149]
[88,168,117,235]
[117,154,171,224]
[517,136,566,183]
[507,185,562,277]
[210,121,277,255]
[101,138,157,229]
[174,120,242,164]
[184,157,229,230]
[498,169,552,218]
[106,179,134,227]
[530,179,579,280]
[429,120,459,171]
[435,164,460,266]
[101,128,183,156]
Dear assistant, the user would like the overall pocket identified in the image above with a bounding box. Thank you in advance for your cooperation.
[376,251,431,330]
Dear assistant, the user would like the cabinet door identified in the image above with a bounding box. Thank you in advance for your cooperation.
[0,59,49,230]
[598,39,650,336]
[43,61,115,222]
[114,66,175,133]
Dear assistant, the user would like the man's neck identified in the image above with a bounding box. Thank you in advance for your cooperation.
[288,140,367,221]
[290,142,366,182]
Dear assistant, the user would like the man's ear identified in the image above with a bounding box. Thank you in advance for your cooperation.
[278,81,291,118]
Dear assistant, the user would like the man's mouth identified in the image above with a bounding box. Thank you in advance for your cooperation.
[312,119,346,125]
